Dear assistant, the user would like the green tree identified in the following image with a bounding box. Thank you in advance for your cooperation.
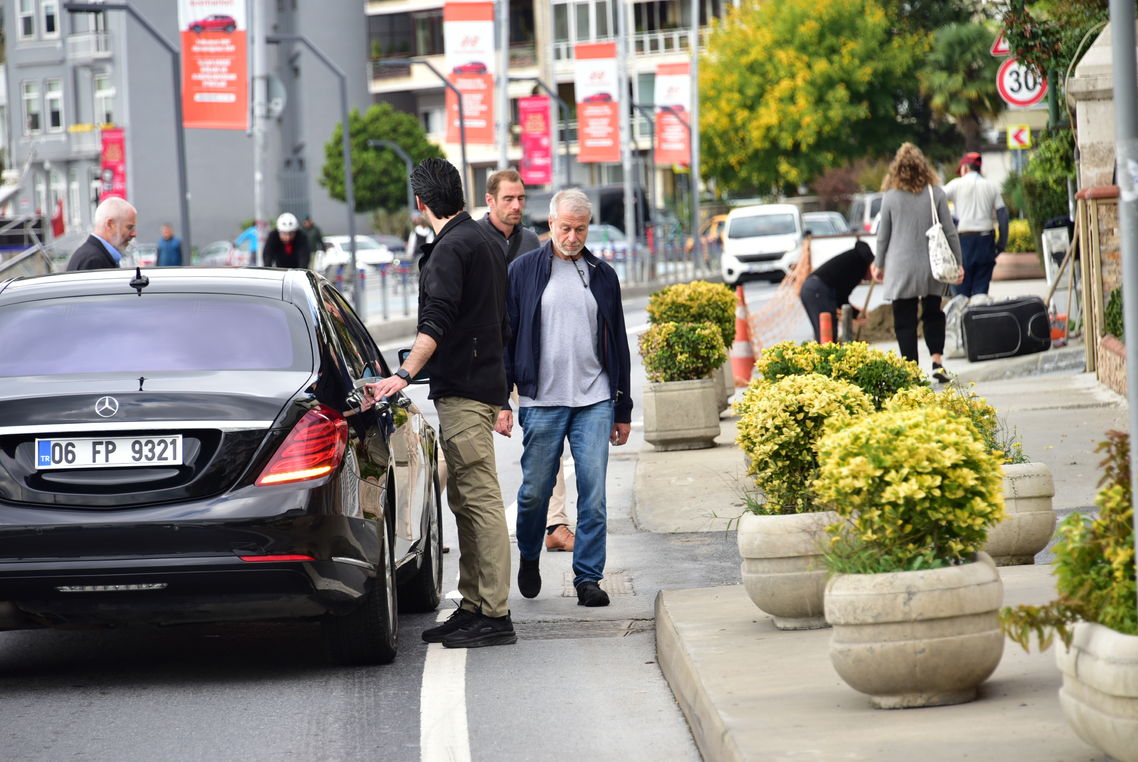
[919,23,1006,153]
[320,103,445,213]
[999,0,1112,79]
[699,0,926,195]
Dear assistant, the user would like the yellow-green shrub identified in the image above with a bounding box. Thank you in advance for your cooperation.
[885,384,1026,464]
[735,373,873,514]
[639,321,727,382]
[755,340,927,409]
[814,407,1005,573]
[646,280,737,349]
[1003,218,1034,253]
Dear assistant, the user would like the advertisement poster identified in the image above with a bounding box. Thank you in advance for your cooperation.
[177,0,248,130]
[444,2,495,145]
[574,42,620,163]
[518,96,553,186]
[99,127,127,202]
[654,62,691,165]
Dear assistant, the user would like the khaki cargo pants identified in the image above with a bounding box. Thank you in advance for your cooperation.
[435,396,511,618]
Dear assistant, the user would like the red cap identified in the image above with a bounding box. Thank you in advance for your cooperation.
[960,152,982,168]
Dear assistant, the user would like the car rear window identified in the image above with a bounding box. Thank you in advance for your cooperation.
[729,214,797,239]
[0,295,311,376]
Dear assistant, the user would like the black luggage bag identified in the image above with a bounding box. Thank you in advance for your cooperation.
[961,296,1051,362]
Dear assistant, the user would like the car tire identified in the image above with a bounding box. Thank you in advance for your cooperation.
[322,514,398,666]
[191,24,202,32]
[224,24,235,32]
[398,471,443,613]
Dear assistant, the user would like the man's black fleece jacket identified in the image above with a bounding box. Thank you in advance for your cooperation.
[416,211,510,407]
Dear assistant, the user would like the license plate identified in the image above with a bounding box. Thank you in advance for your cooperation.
[35,436,183,470]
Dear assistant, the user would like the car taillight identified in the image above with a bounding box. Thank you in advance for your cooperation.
[256,405,348,486]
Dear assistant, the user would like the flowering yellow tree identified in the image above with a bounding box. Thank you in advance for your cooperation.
[699,0,927,194]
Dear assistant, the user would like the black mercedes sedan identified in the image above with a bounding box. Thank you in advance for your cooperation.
[0,266,443,665]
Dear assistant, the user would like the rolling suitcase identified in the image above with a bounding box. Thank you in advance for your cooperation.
[961,296,1051,362]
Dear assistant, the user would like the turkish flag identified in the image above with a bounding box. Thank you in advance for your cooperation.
[51,199,65,237]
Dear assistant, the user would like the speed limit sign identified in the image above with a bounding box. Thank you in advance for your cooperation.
[997,58,1048,108]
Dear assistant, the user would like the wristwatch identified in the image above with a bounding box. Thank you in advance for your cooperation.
[394,368,411,383]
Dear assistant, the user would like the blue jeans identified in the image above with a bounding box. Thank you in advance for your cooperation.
[953,233,997,298]
[516,400,614,587]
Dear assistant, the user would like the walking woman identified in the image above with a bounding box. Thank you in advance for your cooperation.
[871,143,963,383]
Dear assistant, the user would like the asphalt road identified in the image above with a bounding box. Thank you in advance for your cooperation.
[0,282,776,762]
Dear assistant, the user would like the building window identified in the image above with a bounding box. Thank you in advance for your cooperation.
[94,75,116,126]
[42,0,61,38]
[45,80,63,132]
[18,0,36,39]
[596,1,610,37]
[574,2,590,39]
[554,4,568,42]
[412,10,444,57]
[23,82,42,134]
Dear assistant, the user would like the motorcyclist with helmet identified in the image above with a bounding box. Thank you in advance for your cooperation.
[262,212,312,269]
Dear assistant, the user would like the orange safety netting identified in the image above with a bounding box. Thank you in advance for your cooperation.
[746,238,812,358]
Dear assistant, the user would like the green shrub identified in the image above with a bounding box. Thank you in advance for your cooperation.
[639,321,727,382]
[1001,431,1137,649]
[756,340,928,409]
[815,407,1005,573]
[1003,218,1034,253]
[735,374,873,514]
[885,384,1027,464]
[1105,288,1124,341]
[646,280,737,349]
[1021,129,1076,253]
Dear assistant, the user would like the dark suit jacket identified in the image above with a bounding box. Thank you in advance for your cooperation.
[67,235,120,271]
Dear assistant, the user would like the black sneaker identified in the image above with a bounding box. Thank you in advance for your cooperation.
[931,363,952,385]
[518,558,541,599]
[441,613,517,649]
[421,606,478,643]
[576,580,610,607]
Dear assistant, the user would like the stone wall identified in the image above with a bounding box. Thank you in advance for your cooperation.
[1097,334,1127,397]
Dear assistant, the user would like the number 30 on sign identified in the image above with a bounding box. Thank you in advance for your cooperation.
[997,58,1048,108]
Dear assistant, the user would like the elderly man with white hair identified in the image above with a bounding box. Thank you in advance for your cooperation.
[67,197,138,271]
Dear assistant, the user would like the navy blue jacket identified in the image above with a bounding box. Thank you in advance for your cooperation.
[504,241,632,424]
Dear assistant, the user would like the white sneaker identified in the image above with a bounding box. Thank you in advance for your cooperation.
[969,294,993,306]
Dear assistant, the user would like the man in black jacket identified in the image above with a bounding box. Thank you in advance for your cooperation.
[66,197,137,271]
[365,157,515,649]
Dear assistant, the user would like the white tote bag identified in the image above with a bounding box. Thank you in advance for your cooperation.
[926,186,961,284]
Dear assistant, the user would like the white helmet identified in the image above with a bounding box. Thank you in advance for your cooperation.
[276,212,299,233]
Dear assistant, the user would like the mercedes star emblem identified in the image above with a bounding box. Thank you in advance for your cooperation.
[94,396,120,418]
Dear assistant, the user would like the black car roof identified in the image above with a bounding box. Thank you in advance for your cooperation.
[0,267,314,306]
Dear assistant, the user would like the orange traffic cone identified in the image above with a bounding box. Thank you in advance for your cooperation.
[819,311,834,344]
[730,285,755,386]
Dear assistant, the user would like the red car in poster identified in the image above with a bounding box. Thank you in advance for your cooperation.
[452,61,488,75]
[583,92,613,103]
[188,15,237,33]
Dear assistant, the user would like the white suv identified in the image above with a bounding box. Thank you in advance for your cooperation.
[720,204,804,287]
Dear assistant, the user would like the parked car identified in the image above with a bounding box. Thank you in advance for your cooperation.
[803,211,850,237]
[0,267,443,664]
[848,192,883,233]
[318,235,393,273]
[193,239,254,267]
[188,14,236,33]
[587,223,644,262]
[720,204,804,286]
[124,242,158,268]
[686,213,728,254]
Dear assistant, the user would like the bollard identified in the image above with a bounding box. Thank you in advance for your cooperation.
[839,304,854,343]
[819,312,833,344]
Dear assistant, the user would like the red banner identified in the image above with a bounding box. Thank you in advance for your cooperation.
[99,127,127,202]
[178,0,248,130]
[445,2,495,144]
[575,43,620,164]
[654,62,691,165]
[519,96,553,186]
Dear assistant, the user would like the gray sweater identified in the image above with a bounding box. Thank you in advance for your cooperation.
[874,186,962,300]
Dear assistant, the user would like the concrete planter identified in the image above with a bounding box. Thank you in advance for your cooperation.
[824,552,1005,709]
[983,462,1057,566]
[711,364,730,413]
[1056,622,1138,762]
[992,251,1045,280]
[720,358,734,407]
[737,510,836,630]
[643,377,720,451]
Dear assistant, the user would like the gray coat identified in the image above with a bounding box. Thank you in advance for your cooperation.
[874,186,962,300]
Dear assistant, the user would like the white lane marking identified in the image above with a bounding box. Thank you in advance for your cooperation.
[420,608,471,762]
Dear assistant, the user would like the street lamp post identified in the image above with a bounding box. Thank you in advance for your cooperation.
[375,59,469,209]
[630,103,656,256]
[508,76,573,187]
[64,3,192,263]
[266,33,362,314]
[367,140,415,215]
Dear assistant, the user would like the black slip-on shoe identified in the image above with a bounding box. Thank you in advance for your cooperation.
[576,580,610,607]
[518,558,541,599]
[441,613,517,649]
[422,606,478,643]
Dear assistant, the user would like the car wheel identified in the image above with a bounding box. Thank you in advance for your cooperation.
[322,513,398,665]
[398,471,443,613]
[224,24,235,32]
[191,24,202,32]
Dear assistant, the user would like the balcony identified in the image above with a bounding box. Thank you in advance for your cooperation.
[67,124,101,156]
[553,28,702,62]
[67,31,112,62]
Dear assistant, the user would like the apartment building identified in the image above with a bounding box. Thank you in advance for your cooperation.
[1,0,369,250]
[366,0,725,210]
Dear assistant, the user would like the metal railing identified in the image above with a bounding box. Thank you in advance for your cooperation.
[66,30,112,60]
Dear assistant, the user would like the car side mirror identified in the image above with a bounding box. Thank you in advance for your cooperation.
[397,348,429,384]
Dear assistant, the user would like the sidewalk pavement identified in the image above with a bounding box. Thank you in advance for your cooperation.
[635,280,1130,761]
